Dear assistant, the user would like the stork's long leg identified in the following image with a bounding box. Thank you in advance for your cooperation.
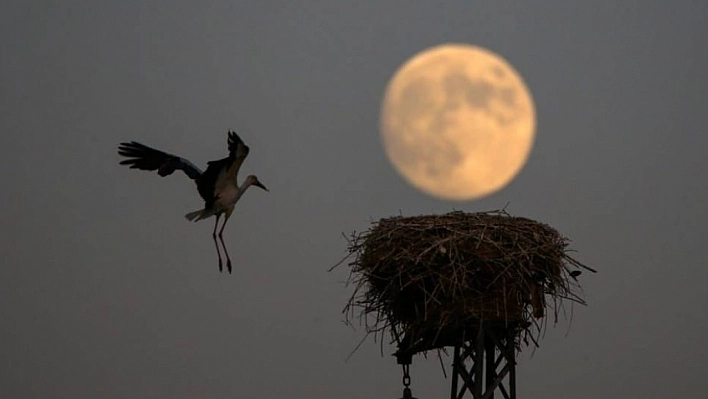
[212,213,223,272]
[218,209,233,274]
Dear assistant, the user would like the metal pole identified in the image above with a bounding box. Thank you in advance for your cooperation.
[473,324,484,398]
[508,328,516,399]
[448,324,518,399]
[485,335,496,399]
[450,344,460,399]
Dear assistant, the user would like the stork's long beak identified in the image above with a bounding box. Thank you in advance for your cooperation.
[255,181,269,192]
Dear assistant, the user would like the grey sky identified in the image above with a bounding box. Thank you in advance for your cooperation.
[2,1,707,398]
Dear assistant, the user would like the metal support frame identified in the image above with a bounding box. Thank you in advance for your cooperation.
[449,322,517,399]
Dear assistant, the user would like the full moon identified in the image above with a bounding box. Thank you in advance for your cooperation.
[380,44,536,200]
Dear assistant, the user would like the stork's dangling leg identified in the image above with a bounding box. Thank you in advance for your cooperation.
[212,213,223,272]
[218,208,234,273]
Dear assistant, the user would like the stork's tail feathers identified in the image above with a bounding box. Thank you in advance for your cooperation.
[185,208,216,222]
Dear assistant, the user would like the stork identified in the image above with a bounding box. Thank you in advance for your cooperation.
[117,131,268,273]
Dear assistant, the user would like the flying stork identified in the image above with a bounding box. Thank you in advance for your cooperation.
[117,131,268,273]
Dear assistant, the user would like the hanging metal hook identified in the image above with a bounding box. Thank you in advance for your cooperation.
[399,363,418,399]
[402,364,411,387]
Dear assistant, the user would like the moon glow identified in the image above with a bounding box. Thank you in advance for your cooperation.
[380,44,536,200]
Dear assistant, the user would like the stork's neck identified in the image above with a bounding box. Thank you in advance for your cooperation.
[236,178,254,200]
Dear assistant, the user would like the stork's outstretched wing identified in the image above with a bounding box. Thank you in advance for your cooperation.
[226,131,250,178]
[118,141,202,180]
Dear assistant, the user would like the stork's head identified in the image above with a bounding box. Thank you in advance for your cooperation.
[246,175,269,192]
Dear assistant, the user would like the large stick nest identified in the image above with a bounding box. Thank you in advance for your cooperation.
[339,210,595,356]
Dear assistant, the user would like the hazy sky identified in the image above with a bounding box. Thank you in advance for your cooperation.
[2,1,707,398]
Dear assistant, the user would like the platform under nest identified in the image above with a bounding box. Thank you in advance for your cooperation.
[339,210,595,356]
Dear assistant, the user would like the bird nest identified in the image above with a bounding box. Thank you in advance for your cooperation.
[338,210,595,356]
